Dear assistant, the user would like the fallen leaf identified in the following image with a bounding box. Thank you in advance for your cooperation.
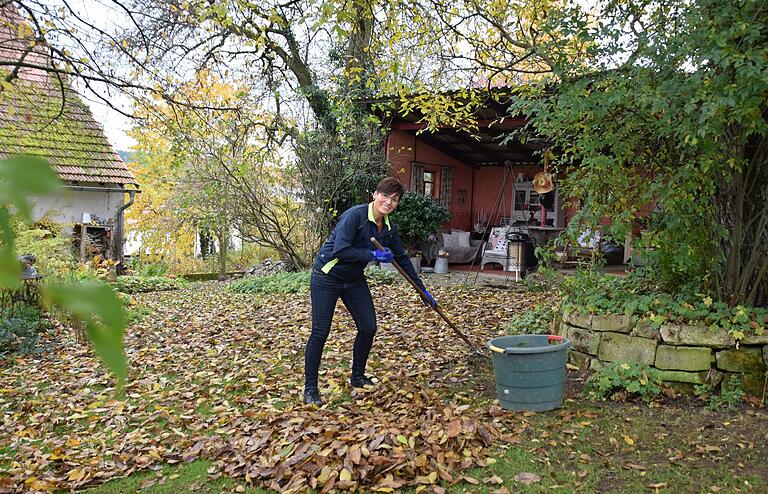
[513,472,541,485]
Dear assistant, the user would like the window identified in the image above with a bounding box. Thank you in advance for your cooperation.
[423,171,435,197]
[411,163,443,203]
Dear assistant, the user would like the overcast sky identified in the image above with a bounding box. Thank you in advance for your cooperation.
[84,95,135,152]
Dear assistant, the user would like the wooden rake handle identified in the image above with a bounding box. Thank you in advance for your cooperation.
[370,237,484,356]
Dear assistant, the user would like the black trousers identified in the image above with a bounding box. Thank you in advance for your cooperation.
[304,270,377,390]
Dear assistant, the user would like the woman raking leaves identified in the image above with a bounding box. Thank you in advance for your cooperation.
[303,177,437,405]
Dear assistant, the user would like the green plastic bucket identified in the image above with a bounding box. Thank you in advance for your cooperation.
[488,334,570,412]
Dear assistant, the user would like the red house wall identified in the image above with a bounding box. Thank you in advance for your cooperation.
[387,130,474,230]
[471,165,545,227]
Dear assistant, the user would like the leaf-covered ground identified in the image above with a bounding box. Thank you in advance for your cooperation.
[2,278,768,493]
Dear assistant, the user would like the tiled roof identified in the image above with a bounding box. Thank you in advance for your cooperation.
[0,5,137,186]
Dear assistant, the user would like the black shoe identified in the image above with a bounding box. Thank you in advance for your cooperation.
[350,375,375,388]
[303,388,323,405]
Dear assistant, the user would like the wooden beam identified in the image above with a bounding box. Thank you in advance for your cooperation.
[79,225,87,263]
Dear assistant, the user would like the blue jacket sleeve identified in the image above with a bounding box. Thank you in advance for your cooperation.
[330,210,373,263]
[388,226,427,293]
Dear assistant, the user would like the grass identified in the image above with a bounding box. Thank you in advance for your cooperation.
[442,399,768,494]
[125,304,154,324]
[82,460,268,493]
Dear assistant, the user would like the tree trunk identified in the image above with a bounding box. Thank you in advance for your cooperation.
[217,228,228,279]
[717,133,768,307]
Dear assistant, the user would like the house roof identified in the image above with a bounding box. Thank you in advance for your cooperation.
[358,91,550,168]
[0,5,137,186]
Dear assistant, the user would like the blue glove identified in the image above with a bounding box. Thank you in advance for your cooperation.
[371,248,393,263]
[421,289,438,308]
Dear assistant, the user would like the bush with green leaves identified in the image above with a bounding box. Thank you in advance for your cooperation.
[13,222,74,279]
[230,267,394,295]
[509,0,768,307]
[0,305,46,356]
[363,266,395,286]
[505,303,557,335]
[584,362,663,401]
[524,265,563,292]
[389,192,449,252]
[560,269,768,341]
[227,243,281,271]
[113,275,187,294]
[132,260,170,277]
[695,377,746,411]
[230,271,311,294]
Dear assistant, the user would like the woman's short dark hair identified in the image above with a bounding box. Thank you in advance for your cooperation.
[375,177,405,199]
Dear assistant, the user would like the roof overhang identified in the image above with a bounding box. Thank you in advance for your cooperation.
[357,91,550,168]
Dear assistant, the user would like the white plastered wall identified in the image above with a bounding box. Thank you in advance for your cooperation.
[31,186,126,230]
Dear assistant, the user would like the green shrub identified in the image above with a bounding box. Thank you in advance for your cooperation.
[0,305,46,355]
[58,265,103,284]
[229,267,395,293]
[230,267,394,295]
[560,269,768,341]
[125,304,154,323]
[14,224,76,279]
[389,192,449,252]
[364,266,395,286]
[230,271,311,294]
[165,256,212,276]
[114,275,187,294]
[695,377,745,410]
[228,243,280,270]
[137,261,169,277]
[505,304,557,335]
[583,362,663,401]
[524,265,563,292]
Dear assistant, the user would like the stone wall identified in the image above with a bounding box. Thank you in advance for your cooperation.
[556,310,768,395]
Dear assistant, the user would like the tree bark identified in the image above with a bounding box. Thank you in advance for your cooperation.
[217,228,228,279]
[717,132,768,307]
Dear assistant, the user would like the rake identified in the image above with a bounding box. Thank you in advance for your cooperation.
[371,237,487,359]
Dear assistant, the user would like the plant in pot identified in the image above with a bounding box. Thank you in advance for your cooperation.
[390,192,450,272]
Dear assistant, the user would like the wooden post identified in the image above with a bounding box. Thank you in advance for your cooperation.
[79,224,87,263]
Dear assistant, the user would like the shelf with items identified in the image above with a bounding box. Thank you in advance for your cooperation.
[510,181,561,226]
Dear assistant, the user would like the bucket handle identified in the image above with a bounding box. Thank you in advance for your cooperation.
[490,335,563,353]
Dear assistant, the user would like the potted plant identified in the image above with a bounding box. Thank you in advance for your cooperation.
[390,192,450,272]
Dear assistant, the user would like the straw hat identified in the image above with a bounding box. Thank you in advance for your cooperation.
[533,148,554,193]
[533,171,553,193]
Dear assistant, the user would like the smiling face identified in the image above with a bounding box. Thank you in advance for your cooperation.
[372,191,400,219]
